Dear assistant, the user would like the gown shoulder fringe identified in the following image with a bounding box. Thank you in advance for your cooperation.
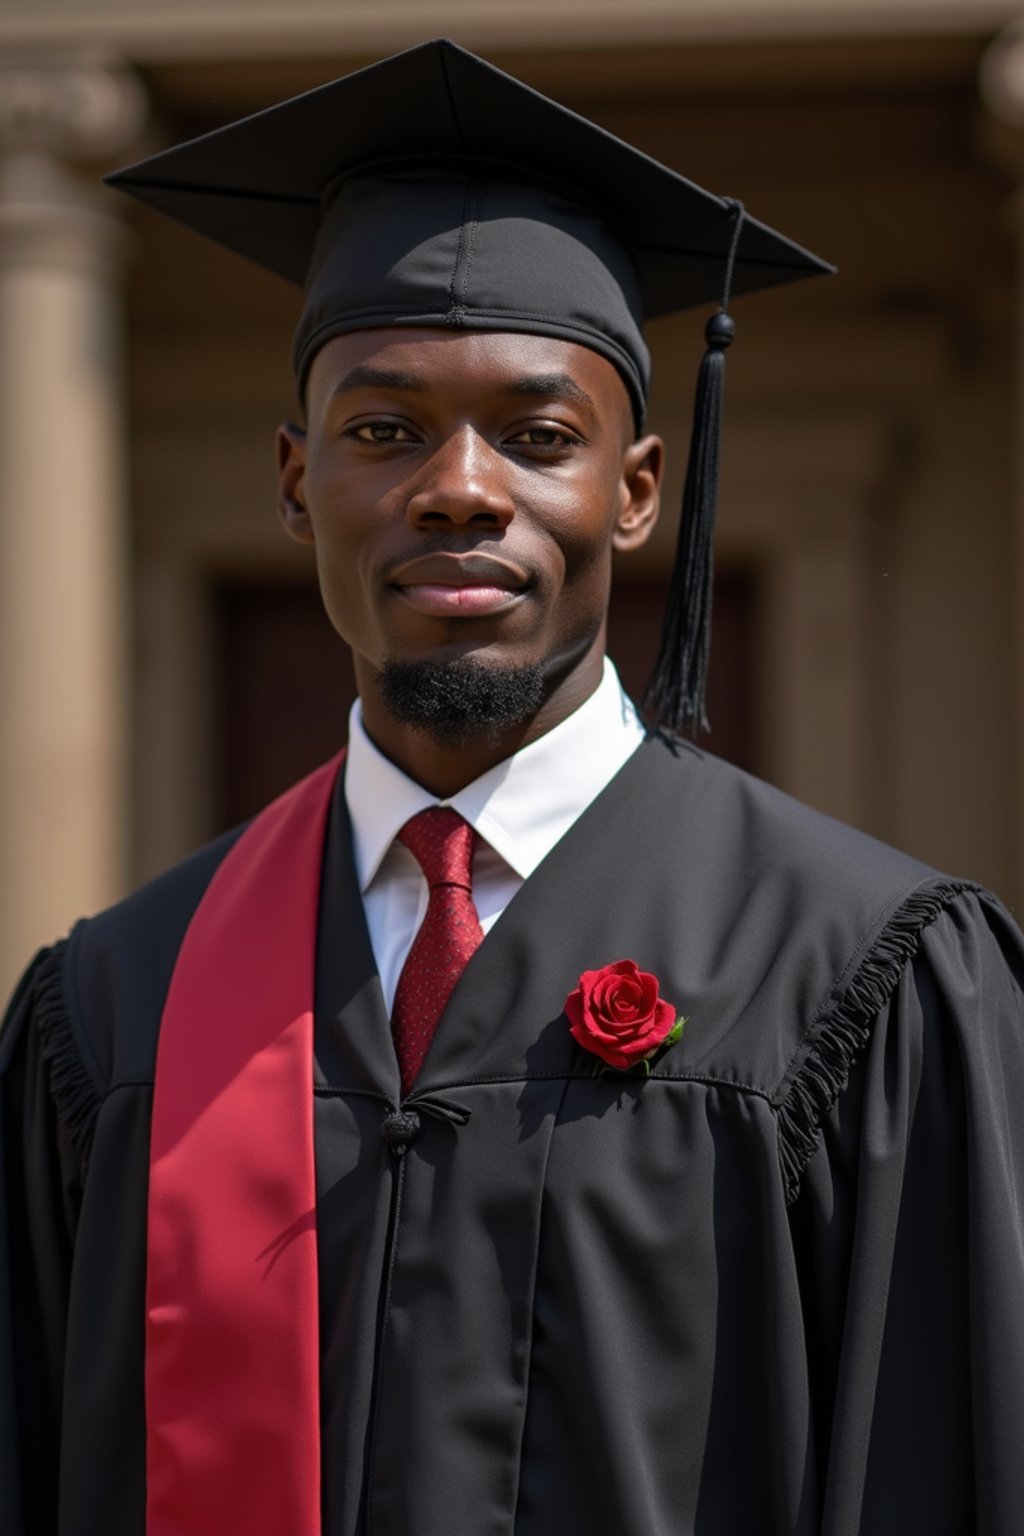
[31,939,101,1170]
[775,875,978,1202]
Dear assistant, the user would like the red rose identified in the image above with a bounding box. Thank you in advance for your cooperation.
[565,959,681,1071]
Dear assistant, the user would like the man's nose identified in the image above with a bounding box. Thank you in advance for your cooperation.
[405,428,515,531]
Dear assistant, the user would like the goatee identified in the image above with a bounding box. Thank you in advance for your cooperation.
[376,656,546,747]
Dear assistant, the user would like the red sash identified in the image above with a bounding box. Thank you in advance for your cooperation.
[146,754,342,1535]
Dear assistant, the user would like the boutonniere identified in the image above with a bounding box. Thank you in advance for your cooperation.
[565,959,686,1074]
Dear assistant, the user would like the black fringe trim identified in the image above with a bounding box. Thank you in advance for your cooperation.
[777,878,975,1205]
[33,940,101,1168]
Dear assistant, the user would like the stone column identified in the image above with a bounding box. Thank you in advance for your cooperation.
[980,22,1024,915]
[0,57,145,998]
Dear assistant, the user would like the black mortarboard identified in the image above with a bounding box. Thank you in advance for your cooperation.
[107,38,832,735]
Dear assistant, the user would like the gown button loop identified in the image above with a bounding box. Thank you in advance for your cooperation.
[380,1108,421,1154]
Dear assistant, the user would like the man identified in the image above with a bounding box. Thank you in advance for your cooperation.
[3,38,1024,1536]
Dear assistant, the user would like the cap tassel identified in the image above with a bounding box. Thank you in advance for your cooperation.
[643,199,745,737]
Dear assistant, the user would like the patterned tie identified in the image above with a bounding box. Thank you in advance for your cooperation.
[391,807,484,1097]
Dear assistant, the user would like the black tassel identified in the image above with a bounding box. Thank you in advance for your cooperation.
[643,199,745,736]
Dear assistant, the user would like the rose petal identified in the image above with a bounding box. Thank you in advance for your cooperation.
[609,979,642,1014]
[569,1019,635,1069]
[652,997,677,1039]
[635,973,659,1012]
[591,976,616,1009]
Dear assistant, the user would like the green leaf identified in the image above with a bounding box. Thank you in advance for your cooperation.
[664,1016,688,1047]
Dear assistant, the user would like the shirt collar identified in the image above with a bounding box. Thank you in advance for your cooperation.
[345,657,645,891]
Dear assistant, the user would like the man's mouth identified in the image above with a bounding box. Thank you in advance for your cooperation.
[395,583,526,616]
[388,552,530,618]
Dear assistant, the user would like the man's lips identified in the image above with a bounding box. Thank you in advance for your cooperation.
[397,583,526,616]
[388,553,530,618]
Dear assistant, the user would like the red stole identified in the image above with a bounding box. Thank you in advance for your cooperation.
[146,754,343,1535]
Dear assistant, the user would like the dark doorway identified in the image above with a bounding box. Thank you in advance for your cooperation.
[606,565,759,776]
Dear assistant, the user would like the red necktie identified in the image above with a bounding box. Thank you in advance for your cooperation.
[391,807,484,1097]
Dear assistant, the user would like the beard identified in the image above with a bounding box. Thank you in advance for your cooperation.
[376,655,546,748]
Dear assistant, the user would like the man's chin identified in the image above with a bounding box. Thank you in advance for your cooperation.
[376,655,546,748]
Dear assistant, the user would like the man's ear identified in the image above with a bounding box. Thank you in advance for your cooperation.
[613,433,664,553]
[276,422,312,543]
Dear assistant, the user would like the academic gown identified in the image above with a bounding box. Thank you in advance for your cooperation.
[3,733,1024,1536]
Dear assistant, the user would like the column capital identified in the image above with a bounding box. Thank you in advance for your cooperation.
[0,52,146,164]
[977,22,1024,186]
[982,22,1024,131]
[0,55,147,277]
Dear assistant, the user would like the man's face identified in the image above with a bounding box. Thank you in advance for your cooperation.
[277,327,662,712]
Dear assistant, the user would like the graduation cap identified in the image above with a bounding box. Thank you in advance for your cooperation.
[106,38,832,736]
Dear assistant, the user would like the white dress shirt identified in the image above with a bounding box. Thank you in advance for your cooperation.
[344,657,646,1013]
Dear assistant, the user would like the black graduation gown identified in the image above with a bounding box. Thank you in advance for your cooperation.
[3,734,1024,1535]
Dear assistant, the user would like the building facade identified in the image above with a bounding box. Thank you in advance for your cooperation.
[3,0,1024,994]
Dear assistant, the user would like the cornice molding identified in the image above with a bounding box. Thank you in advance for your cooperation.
[0,0,1019,61]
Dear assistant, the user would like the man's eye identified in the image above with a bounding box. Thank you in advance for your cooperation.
[508,426,578,448]
[349,422,415,443]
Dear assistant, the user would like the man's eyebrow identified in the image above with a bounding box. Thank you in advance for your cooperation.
[501,373,596,411]
[329,365,596,410]
[331,365,426,396]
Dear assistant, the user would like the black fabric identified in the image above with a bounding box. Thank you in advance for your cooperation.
[3,736,1024,1533]
[295,168,651,418]
[105,39,832,417]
